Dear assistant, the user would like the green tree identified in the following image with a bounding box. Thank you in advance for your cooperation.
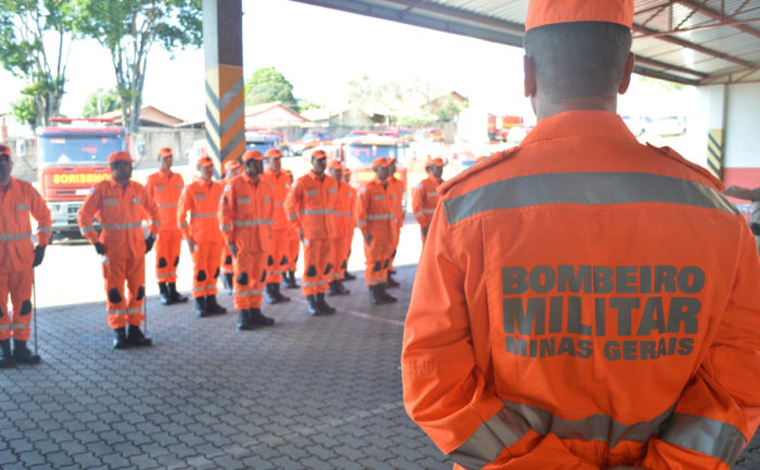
[77,0,202,133]
[0,0,79,129]
[82,87,121,117]
[245,67,298,110]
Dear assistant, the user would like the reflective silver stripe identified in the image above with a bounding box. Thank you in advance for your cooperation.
[449,406,531,470]
[302,280,328,288]
[264,197,271,203]
[233,288,264,297]
[356,221,367,226]
[101,222,141,230]
[274,202,284,207]
[306,190,318,196]
[444,172,740,225]
[191,212,216,219]
[156,271,177,279]
[423,208,435,214]
[104,199,118,206]
[158,203,177,208]
[301,209,333,215]
[0,325,11,331]
[390,194,397,199]
[663,413,746,465]
[220,225,231,231]
[413,211,423,218]
[345,192,352,197]
[178,221,189,228]
[328,188,336,194]
[428,191,438,197]
[238,197,251,204]
[192,286,215,293]
[125,308,142,315]
[16,203,29,210]
[367,213,394,220]
[365,277,386,285]
[133,197,142,204]
[81,225,95,235]
[233,219,273,227]
[287,213,298,220]
[0,232,32,241]
[107,309,127,316]
[175,185,183,190]
[154,185,166,191]
[194,194,207,201]
[150,221,161,226]
[37,227,53,233]
[12,322,31,330]
[374,194,385,200]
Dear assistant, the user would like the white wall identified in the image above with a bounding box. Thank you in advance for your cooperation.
[725,83,760,169]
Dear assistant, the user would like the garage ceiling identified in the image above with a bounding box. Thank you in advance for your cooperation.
[291,0,760,86]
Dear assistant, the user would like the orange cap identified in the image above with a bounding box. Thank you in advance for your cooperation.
[343,167,352,175]
[265,148,282,159]
[108,151,133,163]
[425,157,445,167]
[0,144,11,158]
[328,160,343,170]
[311,149,327,159]
[158,147,173,158]
[526,0,633,31]
[224,160,241,172]
[197,155,214,167]
[371,157,390,168]
[242,150,263,162]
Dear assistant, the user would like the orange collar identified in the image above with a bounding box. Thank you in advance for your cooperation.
[521,111,636,148]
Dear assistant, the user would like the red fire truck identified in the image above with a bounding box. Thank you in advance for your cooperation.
[487,113,523,141]
[36,118,128,235]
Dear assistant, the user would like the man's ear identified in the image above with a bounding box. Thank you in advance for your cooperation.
[524,55,537,98]
[618,52,635,95]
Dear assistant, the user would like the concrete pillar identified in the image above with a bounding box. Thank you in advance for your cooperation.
[699,84,728,179]
[202,0,245,173]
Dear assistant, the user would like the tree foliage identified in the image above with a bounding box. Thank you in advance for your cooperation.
[82,87,121,117]
[0,0,79,129]
[245,67,298,110]
[77,0,202,133]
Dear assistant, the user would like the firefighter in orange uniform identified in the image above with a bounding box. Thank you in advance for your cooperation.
[78,151,160,349]
[402,1,760,469]
[145,147,188,305]
[177,155,227,318]
[341,168,357,281]
[220,159,242,294]
[282,168,302,290]
[219,150,275,330]
[411,156,444,243]
[355,157,398,305]
[326,160,351,296]
[284,149,337,316]
[385,159,404,288]
[0,144,51,367]
[261,148,292,305]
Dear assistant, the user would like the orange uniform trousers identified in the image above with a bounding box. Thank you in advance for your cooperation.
[220,244,234,276]
[302,238,334,295]
[0,272,34,341]
[191,241,223,298]
[285,230,300,273]
[333,234,352,281]
[102,255,146,330]
[363,238,393,286]
[232,250,267,310]
[265,229,290,284]
[155,229,182,283]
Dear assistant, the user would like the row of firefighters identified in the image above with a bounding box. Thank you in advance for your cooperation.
[0,142,446,363]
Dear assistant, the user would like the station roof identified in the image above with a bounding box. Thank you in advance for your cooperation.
[292,0,760,87]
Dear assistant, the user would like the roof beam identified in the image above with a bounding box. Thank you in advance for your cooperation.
[634,55,708,79]
[674,0,760,40]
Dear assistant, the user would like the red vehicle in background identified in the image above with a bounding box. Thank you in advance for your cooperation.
[36,117,127,235]
[487,113,523,141]
[290,129,336,155]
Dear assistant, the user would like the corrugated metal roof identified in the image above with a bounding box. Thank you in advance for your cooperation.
[291,0,760,86]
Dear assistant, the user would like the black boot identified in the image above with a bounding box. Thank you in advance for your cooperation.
[194,296,207,317]
[369,285,388,305]
[249,308,274,326]
[168,283,188,303]
[264,284,277,305]
[286,271,300,289]
[272,283,290,303]
[113,327,128,349]
[386,272,400,288]
[328,280,350,296]
[205,295,227,314]
[343,271,356,281]
[12,340,41,365]
[306,295,320,316]
[377,284,398,303]
[316,293,336,314]
[237,310,254,331]
[159,283,171,305]
[0,339,14,368]
[223,273,234,295]
[126,324,152,346]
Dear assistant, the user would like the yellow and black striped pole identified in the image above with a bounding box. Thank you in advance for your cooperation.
[707,128,725,180]
[202,0,245,174]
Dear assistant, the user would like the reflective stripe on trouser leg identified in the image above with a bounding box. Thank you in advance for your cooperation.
[155,229,182,283]
[103,256,129,329]
[0,274,11,340]
[125,255,146,327]
[265,229,289,284]
[192,240,222,298]
[8,269,34,341]
[233,250,266,310]
[364,238,392,286]
[301,238,333,296]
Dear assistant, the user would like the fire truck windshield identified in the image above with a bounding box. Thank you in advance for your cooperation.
[345,144,397,165]
[38,135,126,166]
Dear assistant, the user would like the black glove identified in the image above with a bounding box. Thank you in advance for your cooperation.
[422,226,429,238]
[145,235,156,254]
[94,242,106,255]
[32,245,46,268]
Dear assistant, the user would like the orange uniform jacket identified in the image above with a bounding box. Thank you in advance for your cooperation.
[219,173,274,254]
[412,175,442,229]
[145,170,184,231]
[79,178,160,257]
[388,176,405,228]
[401,111,760,470]
[262,169,294,231]
[178,179,224,243]
[334,180,356,237]
[355,178,398,242]
[0,178,52,272]
[285,171,337,240]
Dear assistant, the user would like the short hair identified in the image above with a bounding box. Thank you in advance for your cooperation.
[524,22,632,102]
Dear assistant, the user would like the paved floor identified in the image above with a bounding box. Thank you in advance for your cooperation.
[3,263,760,469]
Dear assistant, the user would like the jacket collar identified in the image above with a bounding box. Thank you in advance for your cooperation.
[520,110,636,147]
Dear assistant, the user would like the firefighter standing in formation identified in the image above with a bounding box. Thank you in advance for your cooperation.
[220,159,242,294]
[145,147,188,305]
[219,150,275,330]
[78,151,159,349]
[341,168,357,281]
[402,0,760,468]
[326,160,351,296]
[385,158,404,288]
[355,157,398,305]
[261,148,292,305]
[285,149,338,316]
[0,144,51,367]
[177,155,227,318]
[411,157,444,244]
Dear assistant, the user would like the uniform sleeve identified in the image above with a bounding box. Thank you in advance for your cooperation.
[29,186,52,246]
[402,206,600,470]
[77,186,102,244]
[141,185,161,235]
[354,188,369,236]
[412,183,426,226]
[177,187,192,240]
[638,226,760,470]
[284,183,303,234]
[145,176,155,200]
[219,182,235,245]
[396,182,405,226]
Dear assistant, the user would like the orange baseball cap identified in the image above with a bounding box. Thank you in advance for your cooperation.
[343,167,352,175]
[158,147,173,158]
[242,150,263,162]
[311,149,327,159]
[265,148,282,158]
[108,151,133,163]
[371,157,390,168]
[425,157,445,167]
[197,155,214,167]
[328,160,343,170]
[526,0,633,31]
[0,144,11,158]
[224,160,241,172]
